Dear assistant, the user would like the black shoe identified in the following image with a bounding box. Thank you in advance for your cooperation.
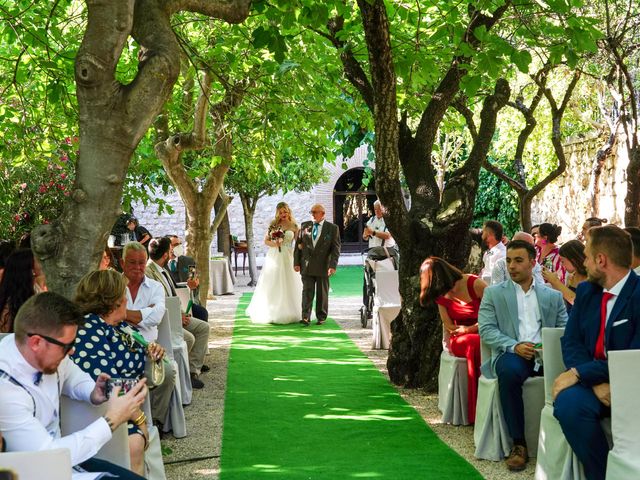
[201,365,210,373]
[300,318,310,326]
[316,319,326,325]
[190,374,204,389]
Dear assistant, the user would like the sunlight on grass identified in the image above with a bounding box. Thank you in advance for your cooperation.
[304,413,414,421]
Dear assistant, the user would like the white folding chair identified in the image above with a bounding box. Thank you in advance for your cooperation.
[474,340,545,460]
[371,270,401,350]
[534,327,586,480]
[59,395,130,469]
[606,349,640,479]
[0,448,72,480]
[166,296,193,406]
[174,286,191,313]
[141,395,167,480]
[155,307,187,438]
[438,329,470,425]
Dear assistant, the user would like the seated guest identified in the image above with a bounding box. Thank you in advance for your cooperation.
[420,257,486,424]
[553,225,640,480]
[99,245,118,271]
[479,240,568,471]
[73,269,166,476]
[624,226,640,274]
[0,292,147,479]
[535,222,566,285]
[121,242,175,426]
[0,249,41,333]
[542,239,587,310]
[168,235,208,314]
[530,224,540,242]
[480,220,506,283]
[491,232,544,286]
[578,217,607,243]
[147,237,209,388]
[0,239,15,283]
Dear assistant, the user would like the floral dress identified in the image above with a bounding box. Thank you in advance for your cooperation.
[536,245,567,285]
[71,313,146,437]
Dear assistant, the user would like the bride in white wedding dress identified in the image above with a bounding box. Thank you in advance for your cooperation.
[246,202,303,324]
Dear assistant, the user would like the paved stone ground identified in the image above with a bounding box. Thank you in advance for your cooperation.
[162,272,535,479]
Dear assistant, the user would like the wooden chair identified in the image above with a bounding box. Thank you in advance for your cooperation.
[230,235,248,275]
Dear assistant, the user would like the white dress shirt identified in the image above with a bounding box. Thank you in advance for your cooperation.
[366,216,396,248]
[602,271,630,324]
[126,276,166,342]
[312,219,325,247]
[481,242,506,282]
[513,280,542,345]
[0,335,111,466]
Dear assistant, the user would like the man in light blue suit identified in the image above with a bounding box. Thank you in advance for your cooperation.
[479,240,568,471]
[553,225,640,480]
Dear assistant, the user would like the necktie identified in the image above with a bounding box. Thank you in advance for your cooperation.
[33,371,43,385]
[161,269,177,297]
[312,223,320,241]
[169,260,177,272]
[595,292,614,360]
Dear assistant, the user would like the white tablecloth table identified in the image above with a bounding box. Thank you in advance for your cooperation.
[209,258,234,295]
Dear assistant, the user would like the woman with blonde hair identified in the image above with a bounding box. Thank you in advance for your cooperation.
[72,269,165,475]
[246,202,303,324]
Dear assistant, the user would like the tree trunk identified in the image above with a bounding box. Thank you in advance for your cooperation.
[625,147,640,226]
[30,0,250,298]
[239,193,259,286]
[216,196,232,257]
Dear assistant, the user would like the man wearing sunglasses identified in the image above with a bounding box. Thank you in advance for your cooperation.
[0,292,147,479]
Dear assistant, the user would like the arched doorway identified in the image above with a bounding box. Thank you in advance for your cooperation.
[333,168,377,253]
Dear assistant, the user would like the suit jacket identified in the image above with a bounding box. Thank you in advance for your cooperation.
[561,271,640,386]
[145,260,174,297]
[168,255,196,284]
[294,220,341,277]
[478,280,568,378]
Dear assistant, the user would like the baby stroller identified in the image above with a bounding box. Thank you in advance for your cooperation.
[360,246,399,327]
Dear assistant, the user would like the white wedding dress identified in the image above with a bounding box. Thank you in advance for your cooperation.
[246,230,303,324]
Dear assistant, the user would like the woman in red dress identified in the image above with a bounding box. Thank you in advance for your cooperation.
[420,256,487,423]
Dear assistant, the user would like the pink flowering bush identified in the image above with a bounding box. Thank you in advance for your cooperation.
[1,139,76,241]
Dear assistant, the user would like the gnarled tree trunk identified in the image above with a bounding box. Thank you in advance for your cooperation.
[239,193,259,286]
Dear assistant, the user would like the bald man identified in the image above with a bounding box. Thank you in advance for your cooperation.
[491,232,545,286]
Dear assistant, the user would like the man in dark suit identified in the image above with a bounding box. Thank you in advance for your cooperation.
[553,225,640,480]
[479,240,567,471]
[294,204,341,326]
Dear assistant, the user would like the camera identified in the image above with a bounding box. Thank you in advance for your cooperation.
[188,265,197,280]
[106,378,138,399]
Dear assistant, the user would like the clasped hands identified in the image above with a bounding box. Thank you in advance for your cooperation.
[551,368,610,406]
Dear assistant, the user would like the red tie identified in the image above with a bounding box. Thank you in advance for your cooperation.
[595,292,614,360]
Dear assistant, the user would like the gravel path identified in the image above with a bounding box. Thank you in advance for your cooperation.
[163,274,535,479]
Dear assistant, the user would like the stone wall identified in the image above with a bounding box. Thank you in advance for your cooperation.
[132,146,369,257]
[530,134,628,242]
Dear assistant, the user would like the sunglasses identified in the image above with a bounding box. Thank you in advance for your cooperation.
[28,332,76,354]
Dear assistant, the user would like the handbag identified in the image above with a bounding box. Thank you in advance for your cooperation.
[144,356,165,390]
[121,324,167,389]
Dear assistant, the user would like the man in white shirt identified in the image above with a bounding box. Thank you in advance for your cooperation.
[0,292,146,479]
[121,242,175,425]
[480,220,506,283]
[479,240,567,472]
[491,232,545,286]
[363,200,396,249]
[147,237,209,389]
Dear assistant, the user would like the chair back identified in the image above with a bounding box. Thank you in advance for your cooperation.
[607,349,640,478]
[0,448,72,480]
[175,287,191,313]
[166,296,184,347]
[156,309,175,360]
[374,270,400,306]
[541,327,565,405]
[480,339,491,365]
[59,395,130,469]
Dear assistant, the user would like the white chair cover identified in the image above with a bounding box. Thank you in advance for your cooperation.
[474,340,545,460]
[59,395,130,469]
[371,270,401,350]
[535,327,587,480]
[155,308,187,438]
[174,286,191,313]
[144,425,167,480]
[438,349,469,425]
[166,296,193,406]
[606,349,640,480]
[0,448,72,480]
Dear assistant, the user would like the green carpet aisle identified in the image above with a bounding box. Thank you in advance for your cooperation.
[328,265,363,298]
[219,294,482,479]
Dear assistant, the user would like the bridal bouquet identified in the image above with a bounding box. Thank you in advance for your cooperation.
[269,226,285,252]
